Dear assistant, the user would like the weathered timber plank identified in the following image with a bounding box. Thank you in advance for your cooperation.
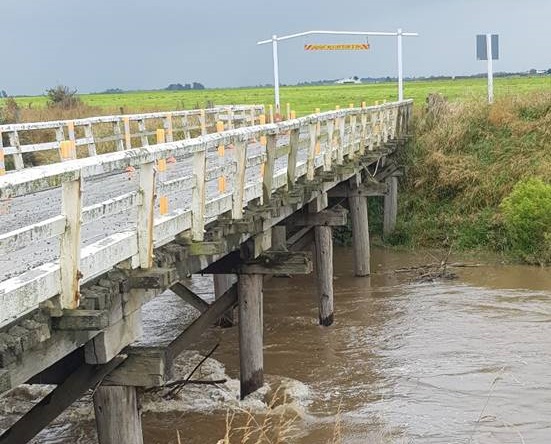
[203,251,313,275]
[52,310,109,331]
[294,207,347,227]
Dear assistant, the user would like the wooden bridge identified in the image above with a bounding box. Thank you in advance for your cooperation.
[0,99,413,443]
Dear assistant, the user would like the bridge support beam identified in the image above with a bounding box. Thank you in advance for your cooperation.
[93,385,143,444]
[314,225,334,326]
[238,273,264,399]
[214,274,236,327]
[349,194,371,276]
[383,176,398,237]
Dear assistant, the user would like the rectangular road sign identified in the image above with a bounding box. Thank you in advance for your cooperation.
[304,43,370,51]
[477,34,499,60]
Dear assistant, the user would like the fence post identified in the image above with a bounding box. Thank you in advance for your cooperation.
[123,117,132,149]
[60,175,82,309]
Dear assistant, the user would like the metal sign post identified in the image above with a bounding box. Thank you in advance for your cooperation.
[258,29,419,114]
[477,34,499,104]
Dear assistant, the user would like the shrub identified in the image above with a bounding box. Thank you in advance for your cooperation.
[46,85,82,109]
[500,178,551,265]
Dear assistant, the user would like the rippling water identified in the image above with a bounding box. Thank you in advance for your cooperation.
[2,247,550,443]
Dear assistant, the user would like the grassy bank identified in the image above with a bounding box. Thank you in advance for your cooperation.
[390,91,551,264]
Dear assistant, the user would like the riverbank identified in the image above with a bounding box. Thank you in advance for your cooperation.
[385,91,551,265]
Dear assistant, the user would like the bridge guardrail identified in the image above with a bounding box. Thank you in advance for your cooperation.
[0,105,264,171]
[0,100,413,327]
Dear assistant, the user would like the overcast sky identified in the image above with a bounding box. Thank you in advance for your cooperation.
[2,0,550,95]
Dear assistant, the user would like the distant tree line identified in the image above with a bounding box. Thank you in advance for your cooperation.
[165,82,205,91]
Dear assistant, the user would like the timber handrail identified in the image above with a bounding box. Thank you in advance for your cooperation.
[0,105,264,171]
[0,100,413,326]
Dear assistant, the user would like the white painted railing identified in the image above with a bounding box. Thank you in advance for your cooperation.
[0,105,264,171]
[0,100,413,326]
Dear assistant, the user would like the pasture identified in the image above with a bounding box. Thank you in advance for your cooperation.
[3,75,550,117]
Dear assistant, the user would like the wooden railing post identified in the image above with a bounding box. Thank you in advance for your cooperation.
[359,108,368,156]
[113,121,125,151]
[263,134,276,203]
[163,114,174,142]
[137,161,156,268]
[216,121,226,193]
[307,123,317,180]
[84,123,97,156]
[349,113,358,158]
[324,119,334,172]
[191,144,207,240]
[337,114,345,165]
[137,119,148,147]
[199,110,207,136]
[286,128,300,189]
[156,129,169,216]
[9,131,24,170]
[60,175,82,309]
[232,140,247,219]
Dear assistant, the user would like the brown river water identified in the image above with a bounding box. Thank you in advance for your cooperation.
[2,247,551,443]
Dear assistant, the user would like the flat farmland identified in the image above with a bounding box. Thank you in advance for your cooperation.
[3,76,550,117]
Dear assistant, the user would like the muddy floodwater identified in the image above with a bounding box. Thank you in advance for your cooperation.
[3,247,551,443]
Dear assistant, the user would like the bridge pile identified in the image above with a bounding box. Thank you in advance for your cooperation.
[0,100,413,443]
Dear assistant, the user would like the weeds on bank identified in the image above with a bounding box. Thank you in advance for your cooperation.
[393,91,551,264]
[216,388,300,444]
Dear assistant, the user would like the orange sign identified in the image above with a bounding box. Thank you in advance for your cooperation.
[304,43,370,51]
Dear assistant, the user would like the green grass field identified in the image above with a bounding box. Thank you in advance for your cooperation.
[5,76,550,116]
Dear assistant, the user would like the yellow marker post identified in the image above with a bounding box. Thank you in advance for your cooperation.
[259,115,267,147]
[216,121,226,192]
[286,103,291,120]
[335,105,341,110]
[361,101,367,108]
[159,196,169,216]
[290,110,296,119]
[268,104,274,124]
[349,103,355,109]
[59,140,75,161]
